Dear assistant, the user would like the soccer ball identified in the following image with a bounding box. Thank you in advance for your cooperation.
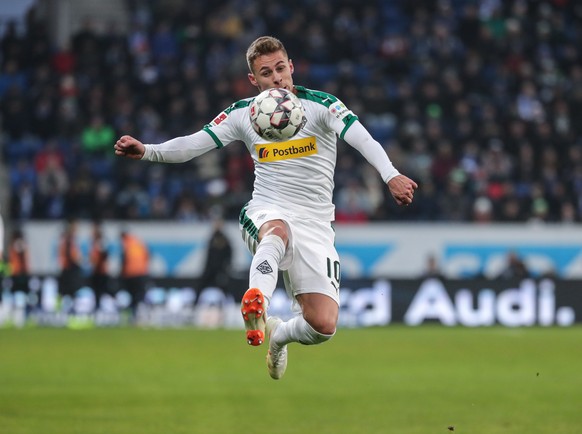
[249,88,307,142]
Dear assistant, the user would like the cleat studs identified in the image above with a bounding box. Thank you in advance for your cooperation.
[244,299,250,305]
[258,339,263,345]
[257,309,263,315]
[247,339,252,345]
[257,299,262,304]
[242,310,246,315]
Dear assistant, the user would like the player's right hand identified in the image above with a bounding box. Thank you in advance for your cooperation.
[114,135,145,160]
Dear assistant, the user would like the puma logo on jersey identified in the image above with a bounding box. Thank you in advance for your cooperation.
[256,137,317,162]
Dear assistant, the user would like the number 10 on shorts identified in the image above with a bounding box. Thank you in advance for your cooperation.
[327,257,341,291]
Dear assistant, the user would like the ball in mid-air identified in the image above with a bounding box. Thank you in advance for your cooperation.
[249,88,307,142]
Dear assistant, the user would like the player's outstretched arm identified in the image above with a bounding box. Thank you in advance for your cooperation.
[114,135,145,160]
[387,174,418,206]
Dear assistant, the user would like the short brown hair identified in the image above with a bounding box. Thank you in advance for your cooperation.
[246,36,288,73]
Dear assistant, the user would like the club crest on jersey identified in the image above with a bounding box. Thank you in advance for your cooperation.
[256,260,273,274]
[255,137,317,162]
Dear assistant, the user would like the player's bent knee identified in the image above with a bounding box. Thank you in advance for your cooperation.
[300,294,338,337]
[306,317,337,339]
[311,325,335,344]
[300,320,335,345]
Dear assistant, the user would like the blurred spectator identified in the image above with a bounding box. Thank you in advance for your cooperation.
[335,178,375,223]
[8,228,32,312]
[406,179,441,221]
[92,181,116,220]
[406,139,433,182]
[174,193,202,221]
[66,162,97,219]
[422,253,445,280]
[89,221,110,310]
[0,20,24,66]
[560,202,577,224]
[10,182,37,220]
[36,151,69,219]
[198,218,233,290]
[58,219,84,299]
[438,170,472,221]
[150,21,179,63]
[31,92,58,140]
[431,140,458,191]
[516,81,545,122]
[0,59,27,99]
[80,114,116,156]
[472,196,494,223]
[0,207,6,282]
[51,42,76,75]
[119,229,150,319]
[1,82,29,139]
[34,139,64,172]
[497,251,530,280]
[71,17,102,72]
[10,158,37,191]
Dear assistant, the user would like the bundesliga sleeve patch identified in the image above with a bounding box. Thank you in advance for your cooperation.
[329,100,353,121]
[255,137,317,162]
[210,111,228,127]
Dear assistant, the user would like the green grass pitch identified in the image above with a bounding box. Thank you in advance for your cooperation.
[1,326,581,434]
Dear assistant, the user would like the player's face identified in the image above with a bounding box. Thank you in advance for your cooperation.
[248,51,295,93]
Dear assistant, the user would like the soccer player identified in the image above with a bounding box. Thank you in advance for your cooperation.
[114,36,417,379]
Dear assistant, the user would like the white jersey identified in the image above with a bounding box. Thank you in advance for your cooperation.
[143,86,399,222]
[203,86,358,220]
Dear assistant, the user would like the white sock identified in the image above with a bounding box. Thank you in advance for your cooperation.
[249,234,286,303]
[272,315,335,346]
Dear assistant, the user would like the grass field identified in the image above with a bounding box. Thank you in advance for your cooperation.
[0,326,581,434]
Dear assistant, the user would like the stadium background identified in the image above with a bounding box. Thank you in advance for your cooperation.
[1,3,582,434]
[1,0,581,328]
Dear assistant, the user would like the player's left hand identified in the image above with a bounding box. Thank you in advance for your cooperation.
[387,175,418,206]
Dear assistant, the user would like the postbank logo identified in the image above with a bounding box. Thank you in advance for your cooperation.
[255,137,317,162]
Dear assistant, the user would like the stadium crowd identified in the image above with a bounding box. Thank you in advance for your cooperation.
[2,0,582,223]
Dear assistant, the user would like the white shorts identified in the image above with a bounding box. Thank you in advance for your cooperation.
[239,204,341,310]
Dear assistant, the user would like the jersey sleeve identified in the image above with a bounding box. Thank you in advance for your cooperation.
[318,93,399,182]
[342,120,400,183]
[202,100,250,148]
[142,100,250,163]
[142,130,217,163]
[324,98,359,140]
[294,87,358,139]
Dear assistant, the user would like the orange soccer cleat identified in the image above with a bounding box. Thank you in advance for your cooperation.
[241,288,267,346]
